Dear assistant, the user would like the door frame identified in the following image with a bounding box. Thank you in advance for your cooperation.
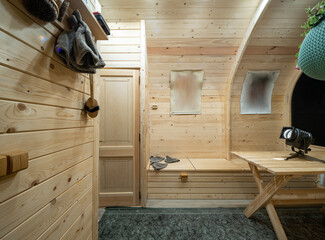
[99,69,140,206]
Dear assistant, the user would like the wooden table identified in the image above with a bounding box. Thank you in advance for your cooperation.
[232,151,325,240]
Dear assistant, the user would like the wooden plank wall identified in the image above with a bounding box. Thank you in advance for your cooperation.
[230,0,318,152]
[100,0,319,158]
[0,1,93,239]
[100,21,141,68]
[145,0,260,159]
[147,172,317,200]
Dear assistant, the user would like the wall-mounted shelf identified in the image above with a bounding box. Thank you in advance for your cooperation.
[69,0,108,40]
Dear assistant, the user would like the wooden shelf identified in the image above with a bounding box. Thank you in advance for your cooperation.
[69,0,108,40]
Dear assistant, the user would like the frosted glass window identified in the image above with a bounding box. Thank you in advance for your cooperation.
[241,70,280,114]
[170,70,204,114]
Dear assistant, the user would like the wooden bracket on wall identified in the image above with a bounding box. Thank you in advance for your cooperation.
[180,172,188,182]
[0,151,28,176]
[0,155,7,177]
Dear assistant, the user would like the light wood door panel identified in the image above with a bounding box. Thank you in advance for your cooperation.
[100,157,133,193]
[99,69,139,206]
[100,76,133,146]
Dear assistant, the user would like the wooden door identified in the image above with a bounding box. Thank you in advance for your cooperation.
[99,69,140,206]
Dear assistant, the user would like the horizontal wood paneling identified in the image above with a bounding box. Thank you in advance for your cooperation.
[0,1,95,239]
[102,8,257,20]
[60,203,92,240]
[0,0,61,62]
[147,18,240,158]
[102,0,260,9]
[0,142,93,203]
[99,0,320,202]
[37,191,92,240]
[2,174,92,240]
[0,66,88,109]
[229,0,317,153]
[147,171,317,200]
[147,38,242,48]
[0,127,93,159]
[0,100,92,133]
[0,31,89,94]
[100,22,141,68]
[0,158,92,237]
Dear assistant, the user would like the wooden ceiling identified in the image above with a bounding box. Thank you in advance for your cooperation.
[99,0,319,50]
[99,0,317,21]
[99,0,260,20]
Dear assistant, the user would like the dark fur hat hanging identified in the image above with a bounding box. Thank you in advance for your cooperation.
[23,0,69,22]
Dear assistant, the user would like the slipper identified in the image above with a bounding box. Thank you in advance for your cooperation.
[150,156,165,164]
[165,155,180,163]
[151,162,168,171]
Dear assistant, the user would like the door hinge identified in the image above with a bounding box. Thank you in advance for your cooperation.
[139,133,141,142]
[139,191,141,200]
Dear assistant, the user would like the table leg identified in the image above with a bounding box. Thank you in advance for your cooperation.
[246,163,289,240]
[244,172,293,218]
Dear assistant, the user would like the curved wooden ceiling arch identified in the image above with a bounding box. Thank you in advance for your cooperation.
[225,0,272,160]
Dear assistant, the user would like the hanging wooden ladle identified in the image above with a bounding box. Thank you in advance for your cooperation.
[84,74,99,118]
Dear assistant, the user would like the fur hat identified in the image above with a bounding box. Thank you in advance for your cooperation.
[24,0,69,22]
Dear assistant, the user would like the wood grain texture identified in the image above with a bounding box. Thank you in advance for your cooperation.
[147,162,317,201]
[37,191,92,240]
[244,175,293,217]
[2,174,92,240]
[0,3,95,239]
[59,203,92,240]
[248,163,287,240]
[0,100,92,133]
[0,65,88,109]
[0,0,62,63]
[0,158,93,237]
[0,142,93,203]
[140,20,149,207]
[0,127,93,159]
[100,25,141,68]
[225,0,272,160]
[0,31,89,93]
[92,60,100,240]
[229,0,314,155]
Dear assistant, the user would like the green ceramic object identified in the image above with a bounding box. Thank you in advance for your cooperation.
[298,19,325,81]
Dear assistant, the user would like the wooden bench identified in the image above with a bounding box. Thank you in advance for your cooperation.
[147,158,318,201]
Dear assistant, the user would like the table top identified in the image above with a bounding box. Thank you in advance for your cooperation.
[231,151,325,175]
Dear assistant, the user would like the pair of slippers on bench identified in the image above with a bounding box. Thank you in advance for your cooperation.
[150,155,180,171]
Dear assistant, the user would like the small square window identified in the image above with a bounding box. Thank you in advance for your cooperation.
[170,70,204,114]
[241,70,280,114]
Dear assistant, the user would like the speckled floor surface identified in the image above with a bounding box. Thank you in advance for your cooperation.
[98,207,325,240]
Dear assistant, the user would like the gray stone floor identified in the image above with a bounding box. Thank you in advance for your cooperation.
[98,207,325,240]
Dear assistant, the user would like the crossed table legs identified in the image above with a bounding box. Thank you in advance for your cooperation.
[245,163,293,240]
